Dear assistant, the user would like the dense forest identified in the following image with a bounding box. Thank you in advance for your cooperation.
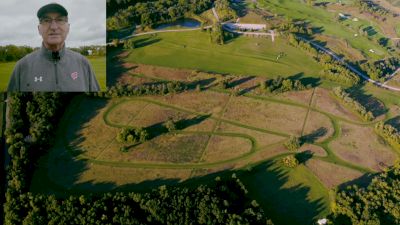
[331,162,400,224]
[106,0,213,30]
[3,93,272,225]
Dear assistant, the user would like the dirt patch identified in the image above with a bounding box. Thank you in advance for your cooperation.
[125,63,193,81]
[200,135,252,163]
[299,144,327,157]
[98,133,209,164]
[305,159,364,189]
[275,89,314,106]
[331,122,397,171]
[76,164,193,191]
[224,96,307,135]
[233,144,288,169]
[129,103,190,128]
[153,90,230,114]
[314,35,365,61]
[302,111,334,142]
[68,97,119,159]
[217,122,286,147]
[107,100,149,126]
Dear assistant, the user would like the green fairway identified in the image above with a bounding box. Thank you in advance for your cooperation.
[126,30,322,78]
[258,0,389,59]
[0,56,106,91]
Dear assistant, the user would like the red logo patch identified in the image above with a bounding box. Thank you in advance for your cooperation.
[71,72,78,80]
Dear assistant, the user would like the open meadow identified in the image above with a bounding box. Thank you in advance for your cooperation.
[124,30,322,79]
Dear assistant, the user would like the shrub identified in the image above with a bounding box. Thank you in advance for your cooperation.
[284,136,301,151]
[281,155,299,168]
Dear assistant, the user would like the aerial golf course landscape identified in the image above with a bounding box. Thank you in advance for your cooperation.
[3,0,400,224]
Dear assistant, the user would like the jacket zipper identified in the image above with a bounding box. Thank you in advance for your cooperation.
[54,61,58,85]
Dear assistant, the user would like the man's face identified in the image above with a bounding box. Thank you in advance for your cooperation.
[38,12,69,50]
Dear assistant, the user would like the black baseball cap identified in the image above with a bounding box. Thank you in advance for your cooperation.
[37,3,68,19]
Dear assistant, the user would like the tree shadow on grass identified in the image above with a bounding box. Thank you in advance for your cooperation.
[133,37,161,49]
[228,76,255,88]
[106,46,136,87]
[295,150,314,164]
[346,85,388,117]
[288,72,321,87]
[238,160,329,225]
[300,127,328,144]
[337,172,376,190]
[385,115,400,130]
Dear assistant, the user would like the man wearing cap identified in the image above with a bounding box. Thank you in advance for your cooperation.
[7,3,100,92]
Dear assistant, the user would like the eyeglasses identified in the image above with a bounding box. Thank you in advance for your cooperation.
[39,17,68,26]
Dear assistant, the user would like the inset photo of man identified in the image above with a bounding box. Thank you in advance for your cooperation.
[0,1,106,92]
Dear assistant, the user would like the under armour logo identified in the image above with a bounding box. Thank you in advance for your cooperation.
[34,76,43,82]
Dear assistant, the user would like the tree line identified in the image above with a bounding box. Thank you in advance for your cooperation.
[332,86,374,121]
[259,76,309,93]
[286,34,360,85]
[374,121,400,151]
[331,162,400,224]
[0,45,105,62]
[106,0,213,30]
[355,0,390,18]
[359,57,400,82]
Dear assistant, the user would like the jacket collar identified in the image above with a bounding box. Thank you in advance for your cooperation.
[40,43,66,61]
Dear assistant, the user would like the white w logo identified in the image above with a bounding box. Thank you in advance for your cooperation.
[34,76,43,82]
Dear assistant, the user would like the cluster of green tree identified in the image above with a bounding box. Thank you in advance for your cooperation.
[116,127,149,144]
[0,45,34,62]
[209,23,226,44]
[91,81,187,98]
[354,0,389,18]
[284,136,301,151]
[6,177,272,225]
[106,0,213,30]
[281,155,299,168]
[286,34,359,85]
[374,121,400,151]
[332,87,374,121]
[106,0,153,16]
[260,76,309,93]
[69,45,106,56]
[331,162,400,224]
[215,0,237,21]
[274,19,314,36]
[359,57,400,81]
[3,92,273,225]
[4,93,69,224]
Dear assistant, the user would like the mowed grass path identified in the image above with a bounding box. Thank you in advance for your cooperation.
[0,56,106,91]
[126,30,322,78]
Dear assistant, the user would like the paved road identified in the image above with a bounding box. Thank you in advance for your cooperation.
[299,37,400,91]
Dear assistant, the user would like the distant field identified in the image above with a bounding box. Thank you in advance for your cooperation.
[257,0,389,59]
[0,62,15,91]
[0,56,106,91]
[125,30,322,79]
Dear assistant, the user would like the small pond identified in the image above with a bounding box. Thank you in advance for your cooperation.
[155,18,201,30]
